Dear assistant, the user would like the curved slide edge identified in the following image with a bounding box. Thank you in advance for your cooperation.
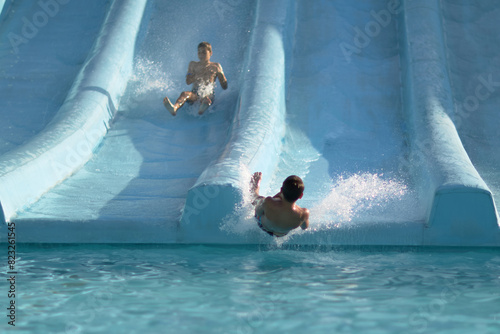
[0,0,6,16]
[0,0,9,17]
[179,0,292,243]
[401,0,499,246]
[0,0,148,223]
[0,0,13,27]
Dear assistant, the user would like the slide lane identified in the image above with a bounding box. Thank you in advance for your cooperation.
[12,0,257,242]
[286,0,499,246]
[401,0,498,245]
[268,0,422,245]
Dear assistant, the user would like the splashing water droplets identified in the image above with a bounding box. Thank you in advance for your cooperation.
[196,82,216,99]
[130,57,171,95]
[311,173,411,228]
[120,57,172,115]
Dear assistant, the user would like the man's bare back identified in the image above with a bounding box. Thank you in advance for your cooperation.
[251,172,309,237]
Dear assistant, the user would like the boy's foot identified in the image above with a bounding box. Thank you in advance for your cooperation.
[250,172,262,195]
[163,97,177,116]
[198,102,210,115]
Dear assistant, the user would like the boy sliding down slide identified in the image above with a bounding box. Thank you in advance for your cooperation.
[163,42,228,116]
[250,172,310,237]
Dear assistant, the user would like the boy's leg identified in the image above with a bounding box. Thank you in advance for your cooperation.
[164,91,197,116]
[198,96,212,115]
[176,91,197,107]
[163,97,177,115]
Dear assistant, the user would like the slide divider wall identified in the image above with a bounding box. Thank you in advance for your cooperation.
[0,0,148,224]
[179,0,294,243]
[400,0,499,245]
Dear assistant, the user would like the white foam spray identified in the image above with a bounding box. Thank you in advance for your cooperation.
[219,160,423,245]
[309,172,422,232]
[120,57,172,116]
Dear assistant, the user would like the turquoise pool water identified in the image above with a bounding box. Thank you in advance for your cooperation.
[3,244,500,333]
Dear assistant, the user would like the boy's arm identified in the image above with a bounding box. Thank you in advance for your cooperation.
[186,61,196,85]
[300,209,310,230]
[216,64,228,90]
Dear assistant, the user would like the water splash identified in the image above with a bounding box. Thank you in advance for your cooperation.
[120,57,172,115]
[309,172,420,231]
[196,82,216,99]
[131,57,171,94]
[220,166,422,243]
[220,164,258,236]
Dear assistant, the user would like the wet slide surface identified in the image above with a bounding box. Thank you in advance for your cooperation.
[14,0,255,235]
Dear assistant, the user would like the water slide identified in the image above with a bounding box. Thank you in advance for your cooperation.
[1,0,499,246]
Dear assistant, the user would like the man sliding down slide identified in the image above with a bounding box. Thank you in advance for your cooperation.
[250,172,309,237]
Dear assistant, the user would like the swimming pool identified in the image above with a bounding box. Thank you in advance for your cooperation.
[6,244,500,333]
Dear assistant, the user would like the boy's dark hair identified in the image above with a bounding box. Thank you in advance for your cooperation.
[282,175,304,202]
[198,41,212,53]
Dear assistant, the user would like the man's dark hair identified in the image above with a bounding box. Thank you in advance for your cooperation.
[282,175,304,202]
[198,41,212,53]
